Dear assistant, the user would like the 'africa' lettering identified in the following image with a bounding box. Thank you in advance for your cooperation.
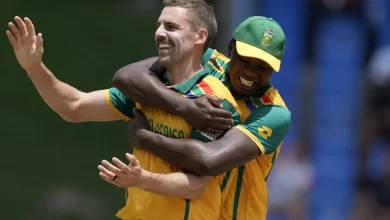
[148,119,185,138]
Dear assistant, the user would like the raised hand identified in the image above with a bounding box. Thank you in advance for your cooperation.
[98,153,145,188]
[6,16,43,72]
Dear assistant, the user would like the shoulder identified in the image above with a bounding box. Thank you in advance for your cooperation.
[198,75,242,124]
[201,75,231,97]
[202,48,230,80]
[253,87,288,109]
[201,75,239,109]
[249,105,291,126]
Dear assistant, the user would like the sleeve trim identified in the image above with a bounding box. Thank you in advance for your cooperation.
[104,89,130,122]
[235,125,265,155]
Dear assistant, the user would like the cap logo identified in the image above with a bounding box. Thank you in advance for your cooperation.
[260,28,274,48]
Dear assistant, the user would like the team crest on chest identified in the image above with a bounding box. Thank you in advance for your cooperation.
[261,28,274,48]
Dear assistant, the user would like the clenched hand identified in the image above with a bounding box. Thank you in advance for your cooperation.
[181,95,233,134]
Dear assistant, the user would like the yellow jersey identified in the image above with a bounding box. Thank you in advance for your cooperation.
[202,48,292,220]
[105,68,242,220]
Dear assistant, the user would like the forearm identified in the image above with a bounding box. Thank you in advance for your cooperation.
[138,130,211,175]
[26,62,85,121]
[137,128,260,176]
[140,171,210,199]
[112,58,189,114]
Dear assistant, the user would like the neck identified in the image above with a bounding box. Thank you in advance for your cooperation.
[167,53,203,85]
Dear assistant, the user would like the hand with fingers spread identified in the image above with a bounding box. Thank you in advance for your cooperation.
[98,153,146,188]
[98,153,211,199]
[6,16,43,72]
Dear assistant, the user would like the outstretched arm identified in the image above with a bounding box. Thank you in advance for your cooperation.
[98,153,210,199]
[27,64,120,122]
[112,58,233,134]
[6,16,120,122]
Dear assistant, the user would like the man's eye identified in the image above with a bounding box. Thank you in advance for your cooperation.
[256,65,267,71]
[240,57,250,64]
[166,25,175,30]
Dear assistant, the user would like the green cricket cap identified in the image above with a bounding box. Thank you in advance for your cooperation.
[232,16,286,72]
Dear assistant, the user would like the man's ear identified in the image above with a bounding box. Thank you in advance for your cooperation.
[195,28,208,45]
[227,39,234,57]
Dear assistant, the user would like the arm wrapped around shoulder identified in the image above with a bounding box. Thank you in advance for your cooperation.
[112,56,164,100]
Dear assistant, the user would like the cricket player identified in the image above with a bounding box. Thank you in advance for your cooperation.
[107,16,292,220]
[6,0,244,219]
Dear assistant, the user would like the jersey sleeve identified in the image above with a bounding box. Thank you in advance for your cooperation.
[104,87,136,121]
[202,48,215,66]
[190,98,241,142]
[235,106,291,154]
[201,48,229,81]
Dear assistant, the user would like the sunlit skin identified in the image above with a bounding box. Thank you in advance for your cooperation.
[227,40,273,96]
[155,7,200,69]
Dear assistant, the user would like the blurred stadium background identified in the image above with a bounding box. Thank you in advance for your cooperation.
[1,0,390,219]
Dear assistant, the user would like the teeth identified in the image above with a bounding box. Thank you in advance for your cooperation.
[240,77,254,87]
[158,43,171,49]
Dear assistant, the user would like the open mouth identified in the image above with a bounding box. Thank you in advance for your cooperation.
[158,43,172,50]
[239,77,255,88]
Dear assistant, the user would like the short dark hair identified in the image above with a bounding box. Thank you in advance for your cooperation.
[163,0,217,50]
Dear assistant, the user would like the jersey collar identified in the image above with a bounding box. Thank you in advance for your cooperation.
[163,68,211,94]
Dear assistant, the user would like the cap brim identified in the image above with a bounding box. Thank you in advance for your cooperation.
[236,41,281,72]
